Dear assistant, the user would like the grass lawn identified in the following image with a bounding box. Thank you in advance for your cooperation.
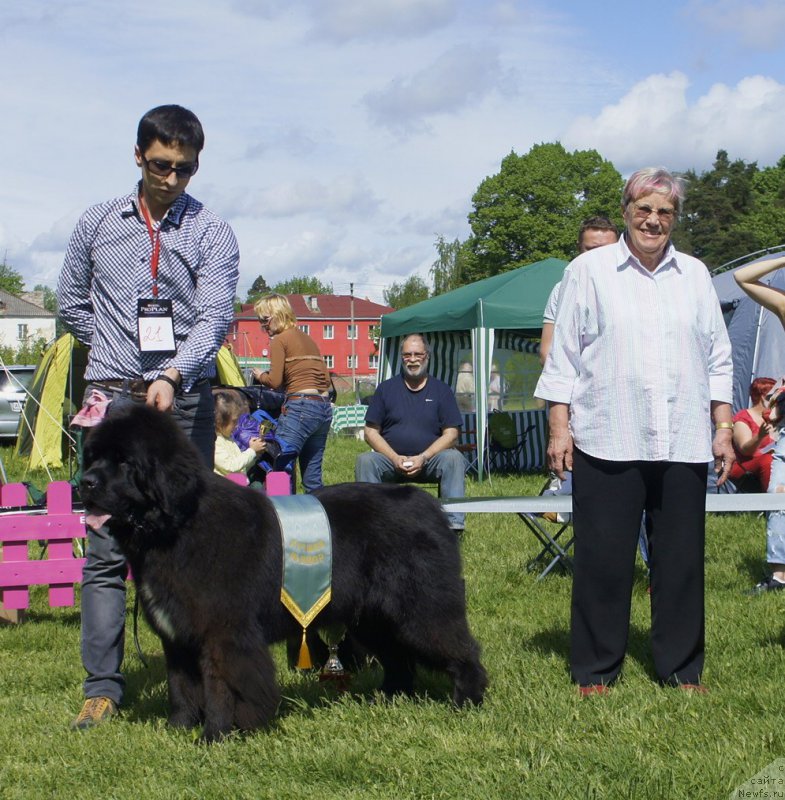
[1,435,784,799]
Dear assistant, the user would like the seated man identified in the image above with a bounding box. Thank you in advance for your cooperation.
[355,333,466,533]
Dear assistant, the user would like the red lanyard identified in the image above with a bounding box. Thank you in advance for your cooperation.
[139,198,161,297]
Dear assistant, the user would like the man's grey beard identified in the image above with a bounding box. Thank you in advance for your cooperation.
[403,360,428,379]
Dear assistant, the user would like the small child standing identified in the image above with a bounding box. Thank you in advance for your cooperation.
[213,390,265,478]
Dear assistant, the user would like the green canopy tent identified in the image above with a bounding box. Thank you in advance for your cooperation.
[14,333,88,473]
[378,257,569,480]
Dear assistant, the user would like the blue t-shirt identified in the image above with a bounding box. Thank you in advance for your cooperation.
[365,374,463,456]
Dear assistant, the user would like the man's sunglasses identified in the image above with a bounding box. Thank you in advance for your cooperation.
[141,155,199,179]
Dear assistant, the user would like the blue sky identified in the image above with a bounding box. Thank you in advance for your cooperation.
[1,0,784,303]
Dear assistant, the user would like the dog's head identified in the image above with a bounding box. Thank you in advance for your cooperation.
[79,404,206,545]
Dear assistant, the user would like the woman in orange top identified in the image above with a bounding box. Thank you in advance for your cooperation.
[252,294,332,492]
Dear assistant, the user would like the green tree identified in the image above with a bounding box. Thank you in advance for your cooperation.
[383,275,430,310]
[746,155,785,253]
[33,284,58,314]
[32,283,65,337]
[271,276,333,295]
[245,275,271,305]
[0,261,25,296]
[430,235,469,296]
[464,142,623,280]
[673,150,760,268]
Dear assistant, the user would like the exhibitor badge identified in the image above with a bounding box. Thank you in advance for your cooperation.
[137,299,176,354]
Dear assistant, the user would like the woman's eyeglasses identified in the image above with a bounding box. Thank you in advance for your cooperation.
[631,202,675,221]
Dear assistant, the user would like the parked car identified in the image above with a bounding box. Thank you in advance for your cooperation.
[0,365,37,440]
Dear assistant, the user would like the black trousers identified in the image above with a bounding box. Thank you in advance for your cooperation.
[570,448,708,686]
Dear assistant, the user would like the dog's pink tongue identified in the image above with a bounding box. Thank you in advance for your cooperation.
[85,513,112,530]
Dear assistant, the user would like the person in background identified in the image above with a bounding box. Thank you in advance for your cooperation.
[729,377,775,492]
[540,216,619,366]
[539,216,620,522]
[455,361,475,412]
[536,167,734,694]
[355,333,466,534]
[488,363,503,412]
[734,256,785,593]
[58,104,239,729]
[251,294,332,493]
[213,389,265,478]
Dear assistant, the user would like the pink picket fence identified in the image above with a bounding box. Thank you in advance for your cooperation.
[0,481,86,613]
[0,472,292,619]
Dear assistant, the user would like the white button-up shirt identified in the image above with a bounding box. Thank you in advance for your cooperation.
[535,236,732,463]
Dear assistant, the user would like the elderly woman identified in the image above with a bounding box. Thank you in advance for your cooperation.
[536,167,734,693]
[252,293,333,492]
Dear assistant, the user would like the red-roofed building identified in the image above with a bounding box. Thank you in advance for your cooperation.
[227,294,393,379]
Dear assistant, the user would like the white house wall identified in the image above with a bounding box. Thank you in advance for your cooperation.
[0,317,56,349]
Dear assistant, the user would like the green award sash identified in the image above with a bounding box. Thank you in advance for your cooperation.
[270,495,332,669]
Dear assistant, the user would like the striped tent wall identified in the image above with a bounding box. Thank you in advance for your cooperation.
[379,329,547,473]
[494,331,541,356]
[381,331,473,386]
[384,330,541,401]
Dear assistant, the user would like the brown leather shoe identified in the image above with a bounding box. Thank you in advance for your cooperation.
[678,683,708,694]
[71,697,118,730]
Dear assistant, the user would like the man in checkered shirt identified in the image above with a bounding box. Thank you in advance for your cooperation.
[58,104,239,730]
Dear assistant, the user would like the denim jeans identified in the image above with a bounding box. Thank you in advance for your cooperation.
[274,396,333,493]
[354,448,466,529]
[766,436,785,564]
[80,381,214,705]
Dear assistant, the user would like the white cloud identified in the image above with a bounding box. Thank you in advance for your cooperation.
[3,0,785,307]
[235,229,424,304]
[562,71,785,173]
[216,175,381,223]
[307,0,457,42]
[690,0,785,50]
[229,0,288,19]
[245,126,321,159]
[247,228,344,284]
[363,43,511,134]
[395,202,471,238]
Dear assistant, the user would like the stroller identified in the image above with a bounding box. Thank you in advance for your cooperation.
[231,408,298,492]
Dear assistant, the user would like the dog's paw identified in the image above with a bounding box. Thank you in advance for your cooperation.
[199,723,234,744]
[168,710,200,729]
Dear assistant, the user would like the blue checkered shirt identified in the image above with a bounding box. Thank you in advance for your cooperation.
[57,184,240,391]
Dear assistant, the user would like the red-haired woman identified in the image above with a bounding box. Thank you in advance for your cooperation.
[735,254,785,592]
[729,377,775,491]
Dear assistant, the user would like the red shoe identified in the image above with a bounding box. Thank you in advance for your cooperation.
[578,684,610,697]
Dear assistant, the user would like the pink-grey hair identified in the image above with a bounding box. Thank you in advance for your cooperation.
[622,167,686,212]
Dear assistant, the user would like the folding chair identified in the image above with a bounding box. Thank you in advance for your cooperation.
[522,474,574,579]
[487,412,535,473]
[456,426,479,476]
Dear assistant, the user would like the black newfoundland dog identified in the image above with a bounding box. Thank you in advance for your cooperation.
[79,404,487,742]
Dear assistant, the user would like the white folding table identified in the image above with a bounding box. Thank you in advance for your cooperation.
[442,493,783,580]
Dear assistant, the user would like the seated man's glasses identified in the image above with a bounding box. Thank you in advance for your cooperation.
[142,155,199,179]
[401,352,427,360]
